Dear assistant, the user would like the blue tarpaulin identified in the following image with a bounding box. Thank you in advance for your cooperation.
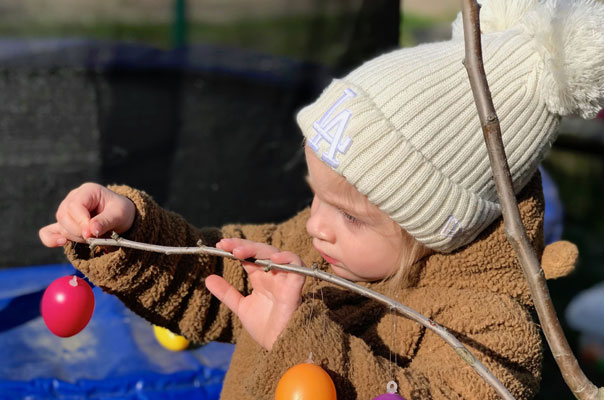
[0,264,234,400]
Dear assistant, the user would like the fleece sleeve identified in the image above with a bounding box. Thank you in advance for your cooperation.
[399,287,542,400]
[239,286,541,400]
[64,185,275,345]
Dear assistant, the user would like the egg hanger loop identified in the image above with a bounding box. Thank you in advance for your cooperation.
[390,305,398,392]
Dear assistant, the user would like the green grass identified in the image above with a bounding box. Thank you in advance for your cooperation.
[400,13,439,46]
[0,21,173,47]
[0,14,357,66]
[0,12,454,62]
[400,12,453,47]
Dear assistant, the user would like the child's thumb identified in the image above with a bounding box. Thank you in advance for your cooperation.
[89,211,124,238]
[87,217,107,238]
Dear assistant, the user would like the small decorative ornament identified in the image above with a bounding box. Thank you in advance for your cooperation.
[371,380,406,400]
[275,355,336,400]
[153,325,190,351]
[41,275,95,337]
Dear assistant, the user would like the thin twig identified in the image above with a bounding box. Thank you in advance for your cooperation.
[88,234,514,400]
[460,1,602,399]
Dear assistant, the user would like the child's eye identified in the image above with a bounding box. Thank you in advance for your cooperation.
[340,209,363,227]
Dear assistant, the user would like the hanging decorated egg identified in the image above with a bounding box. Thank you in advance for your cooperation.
[153,325,190,351]
[372,381,406,400]
[41,275,95,337]
[275,362,336,400]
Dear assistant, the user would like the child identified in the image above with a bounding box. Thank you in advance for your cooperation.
[39,0,604,398]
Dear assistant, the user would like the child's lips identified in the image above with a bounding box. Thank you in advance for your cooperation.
[319,251,340,265]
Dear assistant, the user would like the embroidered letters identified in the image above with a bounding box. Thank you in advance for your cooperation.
[308,88,357,168]
[441,215,463,238]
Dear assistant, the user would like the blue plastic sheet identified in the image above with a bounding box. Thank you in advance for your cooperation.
[0,264,233,400]
[540,166,564,244]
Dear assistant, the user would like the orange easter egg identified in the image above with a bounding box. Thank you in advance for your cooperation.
[275,362,337,400]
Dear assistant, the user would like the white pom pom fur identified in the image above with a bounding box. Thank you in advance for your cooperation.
[452,0,604,118]
[523,0,604,118]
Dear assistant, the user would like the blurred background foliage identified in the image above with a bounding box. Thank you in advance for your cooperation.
[0,0,395,66]
[0,0,459,62]
[1,1,603,399]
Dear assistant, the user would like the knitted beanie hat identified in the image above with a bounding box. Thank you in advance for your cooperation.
[297,0,604,253]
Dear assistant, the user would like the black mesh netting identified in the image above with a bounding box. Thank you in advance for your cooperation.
[0,0,400,268]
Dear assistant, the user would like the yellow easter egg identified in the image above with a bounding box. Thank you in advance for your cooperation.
[153,325,190,351]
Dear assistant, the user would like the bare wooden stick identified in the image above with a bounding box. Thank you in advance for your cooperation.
[88,233,516,400]
[460,1,602,399]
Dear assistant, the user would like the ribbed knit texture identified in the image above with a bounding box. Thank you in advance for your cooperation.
[298,25,560,252]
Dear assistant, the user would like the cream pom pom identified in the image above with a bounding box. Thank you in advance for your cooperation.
[452,0,604,119]
[451,0,536,38]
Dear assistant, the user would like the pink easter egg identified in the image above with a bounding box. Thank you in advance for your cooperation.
[41,275,95,337]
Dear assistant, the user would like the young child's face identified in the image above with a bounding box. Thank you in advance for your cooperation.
[304,146,406,282]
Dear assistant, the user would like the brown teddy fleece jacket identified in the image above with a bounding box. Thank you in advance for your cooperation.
[64,174,576,400]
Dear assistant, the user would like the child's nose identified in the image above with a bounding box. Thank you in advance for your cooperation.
[306,197,336,243]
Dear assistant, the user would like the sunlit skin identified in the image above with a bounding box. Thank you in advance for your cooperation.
[304,145,406,282]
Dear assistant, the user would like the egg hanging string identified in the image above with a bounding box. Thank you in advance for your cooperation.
[305,263,316,361]
[274,262,337,399]
[371,306,406,400]
[303,262,328,362]
[388,305,400,395]
[391,305,397,387]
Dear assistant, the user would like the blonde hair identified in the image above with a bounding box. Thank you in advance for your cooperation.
[388,230,433,288]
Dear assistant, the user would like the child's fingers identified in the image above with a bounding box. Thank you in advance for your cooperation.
[39,223,64,247]
[70,183,102,210]
[67,202,92,237]
[270,251,306,288]
[39,223,84,247]
[88,214,111,238]
[205,274,244,315]
[270,251,304,267]
[217,241,306,284]
[55,206,86,240]
[218,238,279,261]
[88,204,131,238]
[216,238,249,253]
[240,262,267,278]
[216,238,255,250]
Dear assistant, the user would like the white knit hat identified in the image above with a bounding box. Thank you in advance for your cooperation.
[297,0,604,252]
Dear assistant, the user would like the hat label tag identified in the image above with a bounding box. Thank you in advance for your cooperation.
[309,88,357,169]
[441,215,463,238]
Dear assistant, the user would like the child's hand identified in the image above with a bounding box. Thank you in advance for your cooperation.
[206,238,306,351]
[39,183,135,247]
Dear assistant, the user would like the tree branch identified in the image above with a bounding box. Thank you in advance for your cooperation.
[88,233,515,400]
[460,1,603,399]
